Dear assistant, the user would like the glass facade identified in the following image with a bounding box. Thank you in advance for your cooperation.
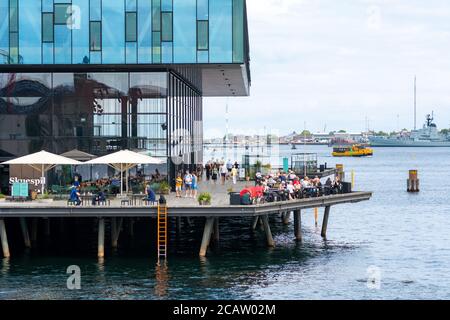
[0,72,203,186]
[0,0,247,65]
[0,0,250,188]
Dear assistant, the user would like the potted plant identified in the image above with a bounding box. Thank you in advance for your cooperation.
[0,193,5,202]
[37,192,54,203]
[198,192,212,205]
[159,181,171,195]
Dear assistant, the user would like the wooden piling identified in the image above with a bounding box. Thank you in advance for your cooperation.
[294,210,302,242]
[314,208,319,227]
[176,217,182,234]
[321,206,331,238]
[213,218,220,242]
[251,216,259,230]
[98,218,105,258]
[44,218,50,237]
[129,218,134,237]
[20,218,31,248]
[0,219,10,258]
[111,218,117,248]
[261,215,275,247]
[407,170,420,192]
[199,217,215,257]
[31,218,38,243]
[112,218,123,248]
[283,211,291,225]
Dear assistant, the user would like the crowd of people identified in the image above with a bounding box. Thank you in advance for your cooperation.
[240,170,344,205]
[204,159,240,185]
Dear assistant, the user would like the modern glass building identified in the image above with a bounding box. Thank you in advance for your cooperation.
[0,0,251,191]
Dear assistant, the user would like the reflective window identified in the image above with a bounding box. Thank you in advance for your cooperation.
[197,0,209,20]
[161,12,173,42]
[42,13,54,43]
[173,0,196,63]
[152,32,161,63]
[126,12,137,42]
[126,0,137,12]
[209,0,232,63]
[54,4,71,25]
[19,0,42,64]
[152,0,161,32]
[162,0,173,12]
[43,0,53,12]
[232,0,244,63]
[72,0,90,64]
[102,1,125,63]
[0,0,9,60]
[55,25,71,64]
[197,20,208,50]
[138,0,152,63]
[90,0,101,21]
[90,21,101,51]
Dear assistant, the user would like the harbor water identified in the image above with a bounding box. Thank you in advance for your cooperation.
[1,145,450,300]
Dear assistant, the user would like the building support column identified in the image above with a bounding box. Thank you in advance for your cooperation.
[20,218,31,248]
[199,217,214,257]
[294,210,302,242]
[0,219,10,258]
[321,206,331,238]
[261,215,275,247]
[98,218,105,258]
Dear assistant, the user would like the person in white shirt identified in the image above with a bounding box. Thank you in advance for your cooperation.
[231,166,238,185]
[286,181,295,200]
[220,164,227,185]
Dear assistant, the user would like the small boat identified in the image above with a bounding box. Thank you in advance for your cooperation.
[332,144,373,157]
[291,143,297,150]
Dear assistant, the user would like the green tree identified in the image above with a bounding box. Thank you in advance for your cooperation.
[440,129,450,135]
[338,130,347,133]
[299,130,311,136]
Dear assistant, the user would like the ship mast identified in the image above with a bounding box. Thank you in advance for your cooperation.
[414,76,417,131]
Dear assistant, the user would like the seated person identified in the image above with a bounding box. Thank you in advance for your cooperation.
[240,191,252,205]
[286,181,295,200]
[145,184,157,204]
[69,186,81,206]
[92,189,106,205]
[332,176,342,194]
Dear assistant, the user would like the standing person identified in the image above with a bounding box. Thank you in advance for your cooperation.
[205,162,211,181]
[234,161,239,169]
[220,163,227,185]
[231,165,238,185]
[226,159,233,175]
[211,164,218,184]
[191,172,198,198]
[175,174,183,197]
[184,171,193,197]
[69,186,81,206]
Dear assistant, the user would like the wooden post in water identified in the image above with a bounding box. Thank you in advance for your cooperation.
[98,218,105,258]
[294,210,302,242]
[0,219,10,258]
[129,218,135,237]
[176,217,182,234]
[407,170,419,192]
[111,218,117,248]
[314,208,319,227]
[199,217,215,257]
[20,218,31,248]
[31,218,38,243]
[251,216,259,230]
[44,218,50,238]
[112,218,123,248]
[261,215,275,247]
[213,218,220,242]
[283,211,291,225]
[321,206,331,238]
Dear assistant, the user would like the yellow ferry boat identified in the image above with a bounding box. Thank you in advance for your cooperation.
[332,144,373,157]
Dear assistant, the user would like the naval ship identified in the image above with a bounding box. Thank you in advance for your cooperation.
[369,113,450,147]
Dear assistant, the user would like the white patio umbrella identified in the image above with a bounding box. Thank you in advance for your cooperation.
[84,150,164,195]
[1,150,82,194]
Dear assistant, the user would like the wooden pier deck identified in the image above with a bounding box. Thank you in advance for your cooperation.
[0,191,372,258]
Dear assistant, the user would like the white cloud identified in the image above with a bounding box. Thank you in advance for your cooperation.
[204,0,450,136]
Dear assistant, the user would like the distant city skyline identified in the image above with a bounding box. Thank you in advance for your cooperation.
[203,0,450,139]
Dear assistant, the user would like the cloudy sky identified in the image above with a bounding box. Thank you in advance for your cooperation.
[204,0,450,138]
